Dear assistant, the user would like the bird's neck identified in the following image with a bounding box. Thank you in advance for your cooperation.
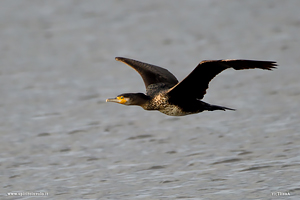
[139,95,157,110]
[132,93,153,109]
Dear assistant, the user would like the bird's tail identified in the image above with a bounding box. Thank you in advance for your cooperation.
[206,103,235,111]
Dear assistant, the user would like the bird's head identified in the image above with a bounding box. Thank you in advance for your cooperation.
[106,93,149,106]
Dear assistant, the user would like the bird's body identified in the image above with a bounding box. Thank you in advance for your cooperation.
[106,57,276,116]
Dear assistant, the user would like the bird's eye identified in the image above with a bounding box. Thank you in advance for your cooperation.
[120,96,124,99]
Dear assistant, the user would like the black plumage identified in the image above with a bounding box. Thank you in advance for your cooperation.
[106,57,276,116]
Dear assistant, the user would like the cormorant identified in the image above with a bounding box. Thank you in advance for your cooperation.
[106,57,276,116]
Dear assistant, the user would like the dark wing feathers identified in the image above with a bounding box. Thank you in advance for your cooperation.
[167,59,277,100]
[216,59,277,70]
[115,57,178,88]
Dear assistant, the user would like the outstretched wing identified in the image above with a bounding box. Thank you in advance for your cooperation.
[167,59,277,100]
[115,57,179,88]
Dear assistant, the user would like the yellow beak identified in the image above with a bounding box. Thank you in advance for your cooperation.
[106,97,127,104]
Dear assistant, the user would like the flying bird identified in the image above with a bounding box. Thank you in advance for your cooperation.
[106,57,276,116]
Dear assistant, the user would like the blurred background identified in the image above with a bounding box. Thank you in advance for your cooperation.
[1,1,300,199]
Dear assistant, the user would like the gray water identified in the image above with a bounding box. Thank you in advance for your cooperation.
[1,1,300,199]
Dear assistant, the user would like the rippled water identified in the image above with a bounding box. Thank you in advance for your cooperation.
[1,1,300,199]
